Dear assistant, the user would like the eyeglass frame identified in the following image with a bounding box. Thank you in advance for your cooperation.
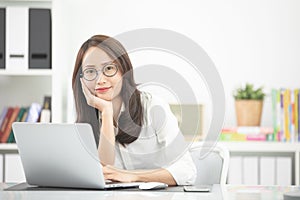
[80,63,119,81]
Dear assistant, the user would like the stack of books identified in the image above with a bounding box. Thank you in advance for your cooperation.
[272,88,300,142]
[220,126,274,142]
[0,96,51,143]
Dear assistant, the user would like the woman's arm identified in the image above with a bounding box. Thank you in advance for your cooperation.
[80,79,116,165]
[103,165,177,186]
[98,111,115,165]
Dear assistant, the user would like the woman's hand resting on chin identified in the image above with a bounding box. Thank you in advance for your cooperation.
[80,78,113,116]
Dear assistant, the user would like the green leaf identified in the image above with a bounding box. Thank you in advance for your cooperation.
[233,83,265,100]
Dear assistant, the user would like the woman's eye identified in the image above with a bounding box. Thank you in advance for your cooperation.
[106,66,113,71]
[85,69,95,74]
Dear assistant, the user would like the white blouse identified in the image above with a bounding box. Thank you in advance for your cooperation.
[113,91,197,185]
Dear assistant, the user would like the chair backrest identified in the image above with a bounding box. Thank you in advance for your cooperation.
[189,142,230,185]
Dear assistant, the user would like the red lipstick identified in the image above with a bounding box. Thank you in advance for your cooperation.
[96,87,112,93]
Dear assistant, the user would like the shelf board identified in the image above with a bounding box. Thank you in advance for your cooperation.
[0,69,52,76]
[219,141,300,152]
[0,142,299,152]
[0,143,18,150]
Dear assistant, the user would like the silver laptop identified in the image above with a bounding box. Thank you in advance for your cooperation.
[12,122,143,189]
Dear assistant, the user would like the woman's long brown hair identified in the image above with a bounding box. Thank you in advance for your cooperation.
[72,35,143,146]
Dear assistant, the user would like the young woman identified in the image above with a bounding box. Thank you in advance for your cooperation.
[72,35,196,186]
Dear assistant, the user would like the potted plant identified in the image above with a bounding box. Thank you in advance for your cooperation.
[233,83,265,126]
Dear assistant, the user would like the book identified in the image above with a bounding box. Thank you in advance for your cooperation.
[0,107,8,128]
[222,126,273,134]
[7,107,26,143]
[271,89,280,141]
[283,89,290,142]
[280,89,284,141]
[21,107,29,122]
[271,88,300,142]
[237,126,273,135]
[0,107,14,139]
[276,89,281,141]
[219,132,247,141]
[295,89,299,142]
[39,96,51,123]
[246,134,266,141]
[25,103,42,122]
[0,107,20,143]
[221,126,274,141]
[298,90,300,141]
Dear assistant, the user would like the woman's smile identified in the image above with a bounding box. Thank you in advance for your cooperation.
[96,86,112,93]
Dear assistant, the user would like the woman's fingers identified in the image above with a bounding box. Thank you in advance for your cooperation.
[80,78,97,108]
[80,78,90,98]
[102,166,136,182]
[103,166,119,181]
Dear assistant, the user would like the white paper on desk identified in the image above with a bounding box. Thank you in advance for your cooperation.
[6,7,28,71]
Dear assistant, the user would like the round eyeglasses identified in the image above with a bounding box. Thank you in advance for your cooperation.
[80,63,118,81]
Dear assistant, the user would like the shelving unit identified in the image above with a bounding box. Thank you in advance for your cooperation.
[220,141,299,185]
[0,142,299,184]
[0,0,54,118]
[0,69,52,76]
[0,0,55,182]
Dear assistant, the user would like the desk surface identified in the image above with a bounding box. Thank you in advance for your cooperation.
[0,183,299,200]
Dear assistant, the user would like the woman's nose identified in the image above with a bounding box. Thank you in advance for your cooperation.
[96,73,106,84]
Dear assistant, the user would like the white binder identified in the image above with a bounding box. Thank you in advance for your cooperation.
[260,157,275,185]
[6,7,28,71]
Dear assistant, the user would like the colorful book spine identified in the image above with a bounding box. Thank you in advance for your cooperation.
[284,89,290,141]
[246,134,266,141]
[298,90,300,141]
[0,107,20,143]
[0,107,8,128]
[271,88,300,143]
[7,107,26,143]
[25,103,42,122]
[294,89,298,142]
[220,127,274,141]
[271,89,278,141]
[280,89,285,142]
[276,89,281,141]
[290,90,295,142]
[0,107,14,140]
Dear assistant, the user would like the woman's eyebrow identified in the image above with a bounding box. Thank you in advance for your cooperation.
[83,64,96,68]
[83,61,113,69]
[101,61,114,65]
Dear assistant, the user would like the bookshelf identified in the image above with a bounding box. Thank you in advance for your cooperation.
[0,69,52,76]
[0,0,54,122]
[0,142,299,184]
[0,0,55,182]
[220,141,298,185]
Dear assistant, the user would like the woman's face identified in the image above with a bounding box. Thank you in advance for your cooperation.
[81,47,123,101]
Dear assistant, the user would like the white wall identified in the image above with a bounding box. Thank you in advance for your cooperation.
[53,0,300,128]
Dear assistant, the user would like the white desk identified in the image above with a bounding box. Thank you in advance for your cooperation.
[0,183,224,200]
[0,184,299,200]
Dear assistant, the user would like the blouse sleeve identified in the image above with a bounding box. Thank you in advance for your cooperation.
[149,95,197,185]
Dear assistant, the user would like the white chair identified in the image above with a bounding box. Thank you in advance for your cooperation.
[189,142,230,185]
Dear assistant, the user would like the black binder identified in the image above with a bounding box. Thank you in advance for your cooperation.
[29,8,51,69]
[0,8,5,69]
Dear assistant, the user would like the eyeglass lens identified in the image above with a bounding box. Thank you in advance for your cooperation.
[81,64,118,81]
